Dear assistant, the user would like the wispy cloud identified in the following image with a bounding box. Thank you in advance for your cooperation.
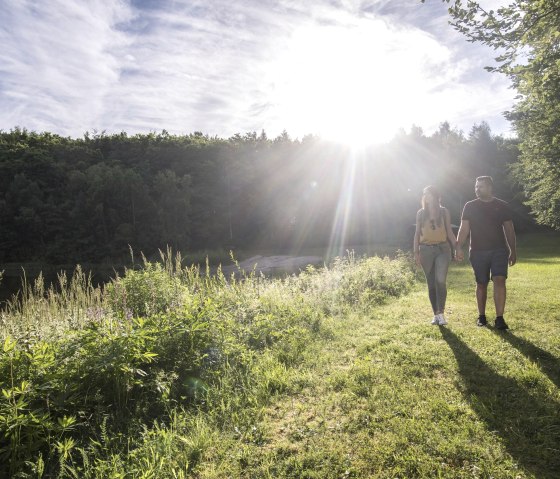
[0,0,516,139]
[0,0,132,134]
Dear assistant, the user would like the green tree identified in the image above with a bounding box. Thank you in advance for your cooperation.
[439,0,560,228]
[153,170,192,248]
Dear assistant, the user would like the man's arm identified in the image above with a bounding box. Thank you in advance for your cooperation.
[455,219,470,262]
[503,220,517,266]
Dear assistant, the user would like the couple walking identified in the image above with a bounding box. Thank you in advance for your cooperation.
[413,176,517,329]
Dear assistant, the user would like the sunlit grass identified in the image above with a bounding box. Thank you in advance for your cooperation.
[0,250,415,478]
[191,234,560,478]
[1,236,557,478]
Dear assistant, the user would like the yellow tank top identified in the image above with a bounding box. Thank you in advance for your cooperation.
[419,209,447,244]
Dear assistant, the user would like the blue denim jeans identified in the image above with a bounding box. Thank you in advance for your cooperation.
[419,242,452,314]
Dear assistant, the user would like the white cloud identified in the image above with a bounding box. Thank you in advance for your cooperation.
[0,0,133,134]
[0,0,517,139]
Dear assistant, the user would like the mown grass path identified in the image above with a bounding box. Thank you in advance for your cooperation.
[196,236,560,478]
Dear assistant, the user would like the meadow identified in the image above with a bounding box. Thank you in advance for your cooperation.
[1,234,559,478]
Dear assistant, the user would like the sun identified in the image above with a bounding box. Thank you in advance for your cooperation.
[266,19,430,147]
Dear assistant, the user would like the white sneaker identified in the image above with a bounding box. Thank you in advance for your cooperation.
[431,315,440,325]
[438,314,448,325]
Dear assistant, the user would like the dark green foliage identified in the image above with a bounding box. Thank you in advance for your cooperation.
[0,302,213,476]
[441,0,560,228]
[0,125,535,268]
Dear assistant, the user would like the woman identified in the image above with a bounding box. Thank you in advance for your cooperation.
[413,186,457,325]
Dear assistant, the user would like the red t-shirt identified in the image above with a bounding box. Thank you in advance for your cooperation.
[461,198,512,251]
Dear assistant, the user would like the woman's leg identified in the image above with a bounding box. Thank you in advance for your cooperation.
[420,247,438,314]
[434,245,452,314]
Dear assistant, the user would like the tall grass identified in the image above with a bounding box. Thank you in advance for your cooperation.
[0,266,103,340]
[0,250,414,478]
[185,235,559,479]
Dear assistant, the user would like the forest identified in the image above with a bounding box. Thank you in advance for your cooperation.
[0,122,538,268]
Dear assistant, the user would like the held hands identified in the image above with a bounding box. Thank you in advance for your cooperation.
[454,248,515,264]
[452,238,464,262]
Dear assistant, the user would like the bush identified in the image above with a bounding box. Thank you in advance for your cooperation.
[105,261,189,318]
[289,251,415,314]
[0,251,415,477]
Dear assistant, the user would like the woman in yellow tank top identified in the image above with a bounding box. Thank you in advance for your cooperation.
[413,186,457,325]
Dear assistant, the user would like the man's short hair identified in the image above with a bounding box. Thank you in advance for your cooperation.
[476,176,494,187]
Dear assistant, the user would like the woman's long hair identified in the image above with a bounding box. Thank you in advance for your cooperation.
[421,185,443,227]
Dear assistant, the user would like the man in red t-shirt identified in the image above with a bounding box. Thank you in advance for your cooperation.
[456,176,517,329]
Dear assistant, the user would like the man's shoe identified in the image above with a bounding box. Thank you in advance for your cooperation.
[431,315,440,325]
[477,315,487,327]
[438,314,448,325]
[495,316,509,330]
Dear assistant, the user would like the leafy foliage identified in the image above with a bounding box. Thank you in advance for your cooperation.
[440,0,560,228]
[292,252,416,315]
[0,125,532,268]
[0,251,414,477]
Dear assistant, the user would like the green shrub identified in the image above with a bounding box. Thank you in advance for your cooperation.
[290,251,415,314]
[0,251,415,478]
[105,261,189,318]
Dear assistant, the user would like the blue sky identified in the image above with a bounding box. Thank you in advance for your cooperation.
[0,0,515,144]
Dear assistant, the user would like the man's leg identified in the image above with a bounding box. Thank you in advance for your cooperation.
[493,276,506,316]
[491,249,509,329]
[476,282,488,316]
[470,250,491,326]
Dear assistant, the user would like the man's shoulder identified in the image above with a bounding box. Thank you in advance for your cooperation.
[492,197,509,206]
[493,197,513,221]
[463,199,479,209]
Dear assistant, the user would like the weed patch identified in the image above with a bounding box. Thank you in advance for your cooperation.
[0,251,414,477]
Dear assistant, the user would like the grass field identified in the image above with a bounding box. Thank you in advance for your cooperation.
[191,234,560,478]
[1,234,558,478]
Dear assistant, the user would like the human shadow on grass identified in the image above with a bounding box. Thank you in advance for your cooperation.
[440,328,560,479]
[489,329,560,389]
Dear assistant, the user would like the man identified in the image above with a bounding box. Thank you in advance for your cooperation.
[456,176,517,329]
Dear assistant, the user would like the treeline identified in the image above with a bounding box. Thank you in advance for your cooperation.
[0,123,535,264]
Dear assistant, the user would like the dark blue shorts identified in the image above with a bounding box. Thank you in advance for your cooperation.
[469,248,509,284]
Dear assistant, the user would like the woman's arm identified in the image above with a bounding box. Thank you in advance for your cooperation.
[444,208,457,248]
[413,210,422,266]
